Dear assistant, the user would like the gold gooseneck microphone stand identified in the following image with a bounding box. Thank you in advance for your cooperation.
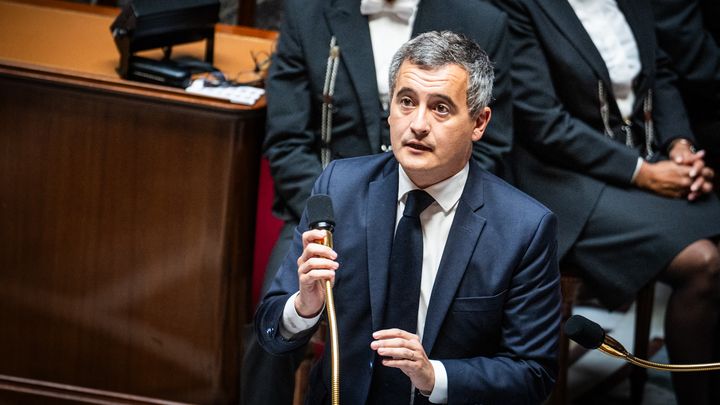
[307,193,340,405]
[567,315,720,372]
[319,230,340,405]
[598,333,720,372]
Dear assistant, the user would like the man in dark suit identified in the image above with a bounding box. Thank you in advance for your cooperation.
[243,1,514,403]
[262,0,513,286]
[256,31,560,404]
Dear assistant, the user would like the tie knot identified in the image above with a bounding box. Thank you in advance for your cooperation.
[403,190,434,218]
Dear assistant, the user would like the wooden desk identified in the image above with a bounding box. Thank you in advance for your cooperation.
[0,1,277,404]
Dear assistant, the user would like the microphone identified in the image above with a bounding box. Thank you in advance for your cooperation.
[307,194,335,248]
[305,194,340,405]
[565,314,720,372]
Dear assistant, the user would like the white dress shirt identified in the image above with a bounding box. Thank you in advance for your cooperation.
[281,163,469,404]
[568,0,641,119]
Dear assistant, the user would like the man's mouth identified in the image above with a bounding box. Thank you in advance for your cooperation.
[406,141,432,152]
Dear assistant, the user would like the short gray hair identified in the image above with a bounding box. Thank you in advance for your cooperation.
[388,31,494,119]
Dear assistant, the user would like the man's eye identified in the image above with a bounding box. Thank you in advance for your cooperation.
[435,104,450,114]
[400,97,414,107]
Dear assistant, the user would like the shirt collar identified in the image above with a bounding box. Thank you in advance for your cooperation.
[397,163,469,213]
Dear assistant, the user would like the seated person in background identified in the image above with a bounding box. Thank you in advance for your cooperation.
[256,31,561,405]
[652,0,720,181]
[243,0,514,403]
[489,1,720,404]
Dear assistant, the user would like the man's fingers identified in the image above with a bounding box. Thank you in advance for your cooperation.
[372,328,419,341]
[302,229,330,246]
[297,242,336,266]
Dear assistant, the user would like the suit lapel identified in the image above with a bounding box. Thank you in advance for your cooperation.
[616,0,653,103]
[535,0,611,85]
[366,158,399,333]
[324,0,383,152]
[422,163,487,353]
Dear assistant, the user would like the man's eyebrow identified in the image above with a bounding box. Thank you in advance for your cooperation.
[429,93,458,110]
[395,88,459,109]
[396,87,416,96]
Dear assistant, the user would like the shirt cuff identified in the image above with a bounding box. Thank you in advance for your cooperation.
[280,291,322,339]
[631,157,643,183]
[427,359,448,403]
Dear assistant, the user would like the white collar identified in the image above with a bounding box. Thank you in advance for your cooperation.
[397,163,468,213]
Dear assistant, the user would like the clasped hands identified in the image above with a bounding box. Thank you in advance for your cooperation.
[295,229,436,394]
[635,139,714,200]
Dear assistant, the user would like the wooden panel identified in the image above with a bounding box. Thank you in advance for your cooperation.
[0,1,273,403]
[0,70,262,404]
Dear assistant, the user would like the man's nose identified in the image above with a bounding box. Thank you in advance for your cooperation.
[410,106,430,136]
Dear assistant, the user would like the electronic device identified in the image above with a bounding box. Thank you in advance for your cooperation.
[110,0,220,88]
[126,57,192,88]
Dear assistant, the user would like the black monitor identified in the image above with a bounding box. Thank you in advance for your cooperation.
[110,0,220,86]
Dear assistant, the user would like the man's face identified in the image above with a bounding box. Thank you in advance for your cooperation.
[389,61,490,188]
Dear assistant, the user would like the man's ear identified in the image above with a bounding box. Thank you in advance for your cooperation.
[472,107,492,142]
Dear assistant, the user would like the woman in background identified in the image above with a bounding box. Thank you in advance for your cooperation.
[490,0,720,403]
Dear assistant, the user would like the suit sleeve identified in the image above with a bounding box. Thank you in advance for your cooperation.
[652,0,718,148]
[652,0,720,105]
[262,0,323,221]
[492,0,640,185]
[651,47,697,151]
[443,212,561,404]
[471,8,513,177]
[254,161,339,355]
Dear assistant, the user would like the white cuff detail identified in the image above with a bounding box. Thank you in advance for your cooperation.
[280,291,322,339]
[428,359,448,403]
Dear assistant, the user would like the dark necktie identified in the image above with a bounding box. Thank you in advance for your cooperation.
[371,189,435,404]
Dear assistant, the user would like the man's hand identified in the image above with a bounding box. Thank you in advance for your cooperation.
[295,229,338,318]
[370,329,435,394]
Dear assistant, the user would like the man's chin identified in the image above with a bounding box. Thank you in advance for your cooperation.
[396,152,432,171]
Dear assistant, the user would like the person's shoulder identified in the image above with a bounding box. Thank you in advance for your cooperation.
[423,0,508,46]
[450,0,508,22]
[281,0,328,17]
[320,153,395,182]
[478,169,554,219]
[327,153,395,173]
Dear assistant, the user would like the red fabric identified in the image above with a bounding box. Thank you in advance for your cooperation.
[252,158,283,308]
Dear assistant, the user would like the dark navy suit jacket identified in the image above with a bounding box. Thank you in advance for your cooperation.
[256,153,561,404]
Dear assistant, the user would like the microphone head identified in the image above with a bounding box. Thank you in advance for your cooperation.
[564,315,606,349]
[306,194,335,230]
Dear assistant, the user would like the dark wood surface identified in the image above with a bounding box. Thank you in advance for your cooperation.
[0,1,276,403]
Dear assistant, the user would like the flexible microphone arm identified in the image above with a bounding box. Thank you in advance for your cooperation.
[565,315,720,372]
[307,195,340,405]
[319,226,340,405]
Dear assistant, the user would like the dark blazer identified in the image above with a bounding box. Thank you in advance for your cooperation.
[263,0,514,222]
[491,0,695,255]
[652,0,720,153]
[256,153,561,404]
